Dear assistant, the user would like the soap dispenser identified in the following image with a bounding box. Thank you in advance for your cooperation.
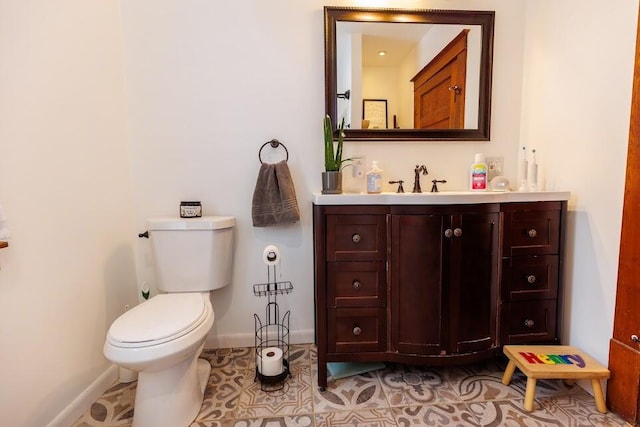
[366,161,383,194]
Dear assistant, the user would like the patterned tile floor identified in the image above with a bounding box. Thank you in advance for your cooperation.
[72,344,630,426]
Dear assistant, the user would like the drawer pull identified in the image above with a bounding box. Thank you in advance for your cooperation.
[527,228,538,238]
[454,227,463,237]
[444,228,453,238]
[524,319,535,328]
[527,275,537,284]
[352,280,361,290]
[352,326,362,336]
[352,233,361,243]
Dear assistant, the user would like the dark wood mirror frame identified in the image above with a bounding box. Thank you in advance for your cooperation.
[325,7,495,141]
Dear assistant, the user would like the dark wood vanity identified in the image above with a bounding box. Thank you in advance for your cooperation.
[313,194,567,389]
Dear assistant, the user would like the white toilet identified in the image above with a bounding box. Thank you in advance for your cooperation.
[104,216,235,427]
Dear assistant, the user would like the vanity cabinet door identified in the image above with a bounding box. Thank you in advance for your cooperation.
[390,213,446,355]
[390,206,499,356]
[452,211,499,353]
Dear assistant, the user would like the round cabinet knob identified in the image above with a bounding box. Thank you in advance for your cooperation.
[524,319,535,328]
[454,228,463,237]
[352,280,361,290]
[352,326,362,336]
[352,233,361,243]
[632,334,640,343]
[527,275,537,284]
[528,229,538,238]
[444,229,453,238]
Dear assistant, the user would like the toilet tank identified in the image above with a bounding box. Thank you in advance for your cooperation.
[147,216,235,292]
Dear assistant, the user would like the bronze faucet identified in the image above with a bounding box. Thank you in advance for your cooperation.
[412,165,428,193]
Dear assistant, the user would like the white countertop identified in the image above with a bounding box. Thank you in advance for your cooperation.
[313,191,571,205]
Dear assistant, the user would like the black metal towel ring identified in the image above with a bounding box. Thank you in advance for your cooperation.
[258,139,289,164]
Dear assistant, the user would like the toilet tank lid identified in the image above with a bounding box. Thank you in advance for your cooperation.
[147,216,235,230]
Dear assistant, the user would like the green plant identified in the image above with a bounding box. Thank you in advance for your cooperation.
[323,115,354,172]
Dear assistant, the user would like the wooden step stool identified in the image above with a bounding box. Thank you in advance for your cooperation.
[501,345,610,413]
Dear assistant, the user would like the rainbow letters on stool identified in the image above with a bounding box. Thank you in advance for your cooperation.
[518,351,585,368]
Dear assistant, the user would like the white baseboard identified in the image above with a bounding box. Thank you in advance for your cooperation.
[46,364,118,427]
[205,329,315,349]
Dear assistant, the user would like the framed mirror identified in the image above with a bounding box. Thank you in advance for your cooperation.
[325,7,494,141]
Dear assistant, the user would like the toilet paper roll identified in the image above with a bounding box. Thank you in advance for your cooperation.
[257,347,283,377]
[262,245,280,266]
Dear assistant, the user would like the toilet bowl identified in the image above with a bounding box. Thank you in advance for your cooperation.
[103,216,235,427]
[104,292,214,427]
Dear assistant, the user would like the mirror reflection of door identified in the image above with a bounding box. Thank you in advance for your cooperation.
[412,30,468,129]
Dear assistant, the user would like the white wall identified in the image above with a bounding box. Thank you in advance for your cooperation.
[362,66,399,128]
[0,1,136,426]
[520,0,639,366]
[119,0,325,347]
[398,46,419,129]
[119,0,528,351]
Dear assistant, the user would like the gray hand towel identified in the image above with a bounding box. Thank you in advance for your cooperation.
[252,160,300,227]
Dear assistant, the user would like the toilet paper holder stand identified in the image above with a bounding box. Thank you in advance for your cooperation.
[253,264,293,391]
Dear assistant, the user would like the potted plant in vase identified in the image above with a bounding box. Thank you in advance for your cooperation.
[322,115,352,194]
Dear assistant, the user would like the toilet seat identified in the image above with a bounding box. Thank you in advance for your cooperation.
[108,293,209,348]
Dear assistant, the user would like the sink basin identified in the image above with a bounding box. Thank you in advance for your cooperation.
[313,191,570,205]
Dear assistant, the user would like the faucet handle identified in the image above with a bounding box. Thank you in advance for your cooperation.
[389,180,405,193]
[431,179,447,193]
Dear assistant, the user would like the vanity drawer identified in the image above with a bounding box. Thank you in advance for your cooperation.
[502,299,558,344]
[328,308,386,353]
[502,202,561,256]
[327,261,386,308]
[501,255,559,301]
[326,214,387,261]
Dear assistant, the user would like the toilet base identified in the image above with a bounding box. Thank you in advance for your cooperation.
[132,349,211,427]
[196,358,210,394]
